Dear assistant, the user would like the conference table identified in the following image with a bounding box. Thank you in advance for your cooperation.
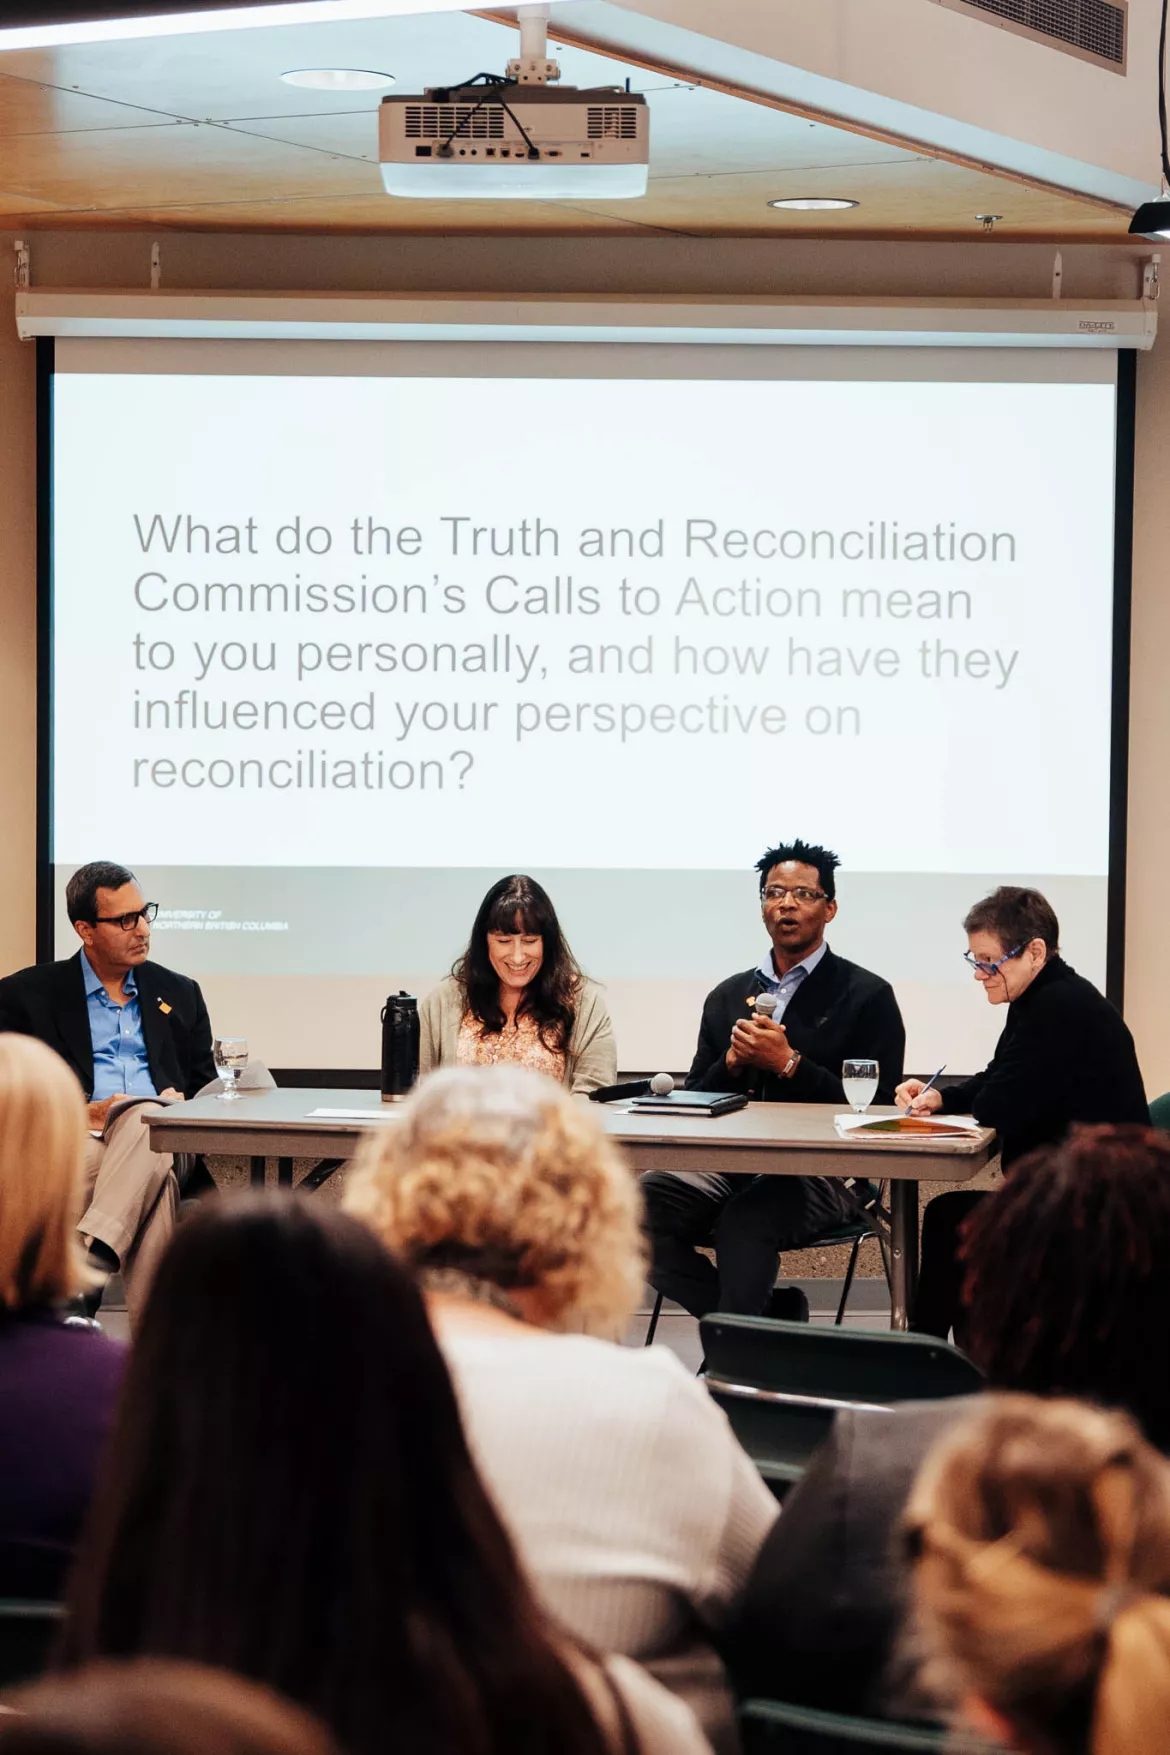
[148,1090,997,1331]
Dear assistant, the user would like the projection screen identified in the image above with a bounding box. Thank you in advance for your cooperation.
[45,337,1130,1075]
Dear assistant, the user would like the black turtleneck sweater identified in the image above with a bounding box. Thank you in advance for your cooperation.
[939,956,1148,1167]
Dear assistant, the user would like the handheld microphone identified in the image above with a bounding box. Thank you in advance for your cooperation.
[754,992,778,1021]
[649,1072,675,1097]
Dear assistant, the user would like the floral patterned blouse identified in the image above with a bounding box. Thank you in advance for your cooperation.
[456,1010,567,1083]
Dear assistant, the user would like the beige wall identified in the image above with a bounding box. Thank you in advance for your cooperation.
[2,231,1167,1089]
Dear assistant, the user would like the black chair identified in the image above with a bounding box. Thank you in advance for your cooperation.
[699,1314,982,1494]
[644,1183,892,1345]
[0,1598,64,1688]
[740,1699,1000,1754]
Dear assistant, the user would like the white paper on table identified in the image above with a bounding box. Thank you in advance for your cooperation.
[833,1113,983,1140]
[306,1107,402,1121]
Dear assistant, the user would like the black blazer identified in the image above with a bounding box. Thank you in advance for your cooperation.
[726,1399,972,1721]
[0,951,217,1101]
[940,957,1148,1167]
[686,945,906,1106]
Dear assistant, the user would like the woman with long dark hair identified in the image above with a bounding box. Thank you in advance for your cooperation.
[419,874,616,1091]
[60,1196,707,1755]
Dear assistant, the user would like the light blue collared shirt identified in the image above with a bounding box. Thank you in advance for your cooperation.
[82,952,157,1100]
[754,939,828,1021]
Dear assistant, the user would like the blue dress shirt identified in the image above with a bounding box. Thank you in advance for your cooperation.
[82,953,157,1100]
[754,939,828,1022]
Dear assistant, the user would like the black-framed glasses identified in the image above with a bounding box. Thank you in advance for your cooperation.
[963,943,1022,976]
[92,903,158,931]
[762,885,827,904]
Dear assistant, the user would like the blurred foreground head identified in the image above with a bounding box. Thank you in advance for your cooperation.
[346,1064,645,1337]
[0,1033,90,1312]
[961,1124,1170,1449]
[907,1394,1170,1755]
[0,1662,338,1755]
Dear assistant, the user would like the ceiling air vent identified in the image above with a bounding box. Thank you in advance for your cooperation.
[929,0,1126,72]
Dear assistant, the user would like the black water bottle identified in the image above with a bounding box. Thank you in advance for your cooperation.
[381,991,420,1102]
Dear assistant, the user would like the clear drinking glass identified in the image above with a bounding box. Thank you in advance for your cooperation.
[213,1037,249,1102]
[842,1058,879,1113]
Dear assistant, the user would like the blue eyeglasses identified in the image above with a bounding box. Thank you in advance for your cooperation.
[963,944,1023,977]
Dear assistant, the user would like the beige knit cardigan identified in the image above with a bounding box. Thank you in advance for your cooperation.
[418,974,617,1094]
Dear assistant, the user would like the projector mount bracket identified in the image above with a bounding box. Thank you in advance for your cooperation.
[507,3,560,86]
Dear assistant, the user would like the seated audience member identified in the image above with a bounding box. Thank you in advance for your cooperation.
[61,1195,710,1755]
[0,862,217,1318]
[0,1663,342,1755]
[907,1395,1170,1755]
[898,886,1147,1340]
[0,1033,124,1600]
[641,839,905,1321]
[345,1066,777,1752]
[420,873,616,1092]
[726,1125,1170,1722]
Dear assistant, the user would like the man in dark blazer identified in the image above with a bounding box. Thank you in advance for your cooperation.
[642,839,906,1320]
[0,861,216,1318]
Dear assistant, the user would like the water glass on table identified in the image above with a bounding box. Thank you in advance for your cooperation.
[842,1058,879,1113]
[213,1037,249,1102]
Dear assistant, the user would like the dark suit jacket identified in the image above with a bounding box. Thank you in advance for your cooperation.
[726,1398,974,1720]
[940,957,1147,1167]
[0,951,217,1101]
[687,946,906,1106]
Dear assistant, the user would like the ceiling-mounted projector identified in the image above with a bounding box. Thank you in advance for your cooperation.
[378,4,647,200]
[379,83,649,199]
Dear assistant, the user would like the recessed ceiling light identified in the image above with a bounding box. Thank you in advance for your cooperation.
[282,68,396,91]
[768,197,859,212]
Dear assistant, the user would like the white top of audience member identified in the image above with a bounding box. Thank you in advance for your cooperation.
[435,1305,779,1753]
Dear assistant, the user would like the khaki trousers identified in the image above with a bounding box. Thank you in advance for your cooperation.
[81,1103,179,1321]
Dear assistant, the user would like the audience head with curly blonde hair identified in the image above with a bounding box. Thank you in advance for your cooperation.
[345,1064,644,1337]
[906,1394,1170,1755]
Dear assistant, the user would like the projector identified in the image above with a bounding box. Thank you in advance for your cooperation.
[378,84,649,200]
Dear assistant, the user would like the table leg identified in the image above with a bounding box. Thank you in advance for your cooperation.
[300,1158,344,1192]
[277,1157,293,1188]
[250,1156,266,1189]
[889,1179,919,1332]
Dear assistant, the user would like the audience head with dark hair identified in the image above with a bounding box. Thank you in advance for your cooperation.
[61,1194,705,1755]
[907,1394,1170,1755]
[0,1662,340,1755]
[961,1124,1170,1450]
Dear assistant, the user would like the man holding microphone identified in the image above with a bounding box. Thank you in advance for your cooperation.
[642,838,906,1321]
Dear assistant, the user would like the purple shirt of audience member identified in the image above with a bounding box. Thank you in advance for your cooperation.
[0,1309,125,1599]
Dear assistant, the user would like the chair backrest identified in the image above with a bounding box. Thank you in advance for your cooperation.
[1149,1092,1170,1132]
[0,1598,64,1689]
[740,1699,998,1754]
[699,1316,983,1488]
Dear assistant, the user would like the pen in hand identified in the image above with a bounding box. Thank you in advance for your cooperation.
[905,1064,947,1115]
